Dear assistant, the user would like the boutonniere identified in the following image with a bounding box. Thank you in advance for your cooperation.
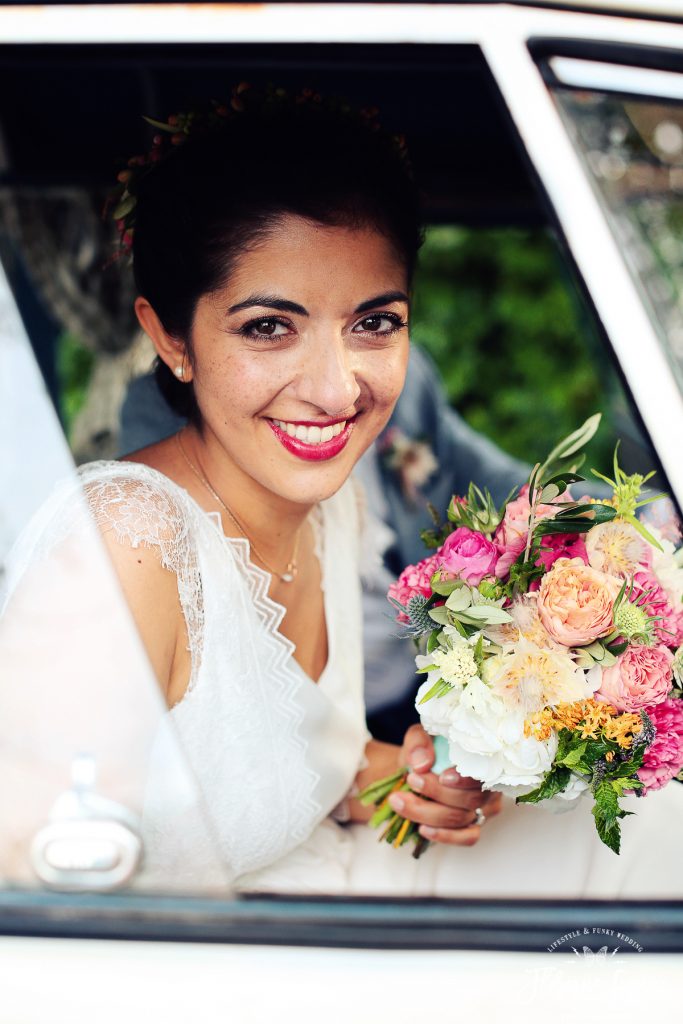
[379,427,438,505]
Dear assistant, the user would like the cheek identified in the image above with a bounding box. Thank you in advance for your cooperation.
[364,346,409,409]
[194,350,288,411]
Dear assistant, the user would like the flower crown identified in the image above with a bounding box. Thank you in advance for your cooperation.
[107,81,410,257]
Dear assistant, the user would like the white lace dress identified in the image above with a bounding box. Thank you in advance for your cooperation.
[7,460,683,898]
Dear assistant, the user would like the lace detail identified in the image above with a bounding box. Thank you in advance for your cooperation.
[78,463,205,692]
[221,534,322,844]
[7,460,368,884]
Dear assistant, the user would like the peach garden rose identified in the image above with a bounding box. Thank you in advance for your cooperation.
[536,557,622,646]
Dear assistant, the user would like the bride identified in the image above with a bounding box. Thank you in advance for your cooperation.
[5,86,682,898]
[35,86,501,893]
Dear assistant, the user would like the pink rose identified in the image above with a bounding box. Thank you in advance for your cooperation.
[388,553,442,623]
[537,557,622,646]
[638,698,683,794]
[437,527,498,586]
[633,569,683,648]
[597,644,673,713]
[494,485,569,577]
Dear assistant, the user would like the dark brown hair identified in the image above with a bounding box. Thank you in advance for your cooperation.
[131,94,423,420]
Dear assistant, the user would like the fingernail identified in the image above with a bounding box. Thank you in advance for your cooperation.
[406,772,424,792]
[440,769,461,788]
[419,825,437,840]
[409,747,430,770]
[388,793,405,812]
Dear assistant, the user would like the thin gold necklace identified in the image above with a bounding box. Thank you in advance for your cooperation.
[176,431,300,583]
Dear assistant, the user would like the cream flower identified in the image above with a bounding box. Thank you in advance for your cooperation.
[414,638,482,737]
[585,520,649,577]
[430,644,480,688]
[649,525,683,610]
[483,636,597,715]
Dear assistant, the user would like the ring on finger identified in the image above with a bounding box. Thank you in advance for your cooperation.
[473,806,487,827]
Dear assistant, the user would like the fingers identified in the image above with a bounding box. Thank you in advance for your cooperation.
[388,785,498,829]
[439,767,485,790]
[417,824,481,846]
[400,723,434,773]
[405,771,489,809]
[386,777,504,847]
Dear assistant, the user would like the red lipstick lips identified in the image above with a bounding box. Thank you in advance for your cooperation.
[267,417,356,462]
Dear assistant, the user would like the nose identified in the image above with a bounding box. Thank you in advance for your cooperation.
[295,335,361,417]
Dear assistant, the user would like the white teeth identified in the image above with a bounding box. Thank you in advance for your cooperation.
[272,419,347,444]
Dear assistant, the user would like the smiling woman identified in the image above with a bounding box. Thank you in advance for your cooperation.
[2,84,509,895]
[134,217,410,515]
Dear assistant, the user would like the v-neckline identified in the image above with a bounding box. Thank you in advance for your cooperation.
[114,461,333,690]
[203,502,333,689]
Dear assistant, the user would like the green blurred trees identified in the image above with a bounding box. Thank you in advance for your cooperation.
[410,226,620,467]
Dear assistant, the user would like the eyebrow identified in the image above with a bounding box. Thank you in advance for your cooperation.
[226,291,409,317]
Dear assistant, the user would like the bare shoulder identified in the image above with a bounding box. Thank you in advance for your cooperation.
[121,432,184,477]
[77,455,196,697]
[97,521,182,695]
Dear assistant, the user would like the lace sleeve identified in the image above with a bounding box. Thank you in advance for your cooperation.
[5,461,204,689]
[83,465,204,689]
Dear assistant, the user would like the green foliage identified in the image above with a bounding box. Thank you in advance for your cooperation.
[517,766,572,803]
[411,226,619,466]
[516,723,646,854]
[57,330,95,438]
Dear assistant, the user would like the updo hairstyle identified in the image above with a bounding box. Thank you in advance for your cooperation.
[131,89,423,421]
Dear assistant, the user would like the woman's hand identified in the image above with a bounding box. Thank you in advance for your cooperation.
[393,724,502,846]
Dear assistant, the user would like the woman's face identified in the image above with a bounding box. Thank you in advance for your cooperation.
[186,214,410,507]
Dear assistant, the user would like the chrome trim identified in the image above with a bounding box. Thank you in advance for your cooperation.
[550,55,683,98]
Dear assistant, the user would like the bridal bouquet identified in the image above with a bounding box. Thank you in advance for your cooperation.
[360,415,683,855]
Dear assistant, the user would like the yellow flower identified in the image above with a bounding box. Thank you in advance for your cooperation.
[524,698,642,750]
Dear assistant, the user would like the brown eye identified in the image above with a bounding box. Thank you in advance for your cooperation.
[353,313,406,335]
[240,317,291,339]
[254,319,277,335]
[361,315,383,332]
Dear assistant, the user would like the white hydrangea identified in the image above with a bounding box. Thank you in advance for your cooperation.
[415,675,463,738]
[445,681,558,797]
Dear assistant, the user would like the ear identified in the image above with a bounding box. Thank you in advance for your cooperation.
[134,297,194,383]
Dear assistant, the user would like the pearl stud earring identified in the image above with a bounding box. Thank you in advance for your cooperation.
[174,366,184,379]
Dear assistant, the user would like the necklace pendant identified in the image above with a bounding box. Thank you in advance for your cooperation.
[281,563,298,584]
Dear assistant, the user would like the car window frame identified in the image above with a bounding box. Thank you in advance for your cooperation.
[1,1,683,951]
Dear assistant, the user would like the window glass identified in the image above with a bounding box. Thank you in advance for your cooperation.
[1,41,680,914]
[0,264,230,895]
[549,72,683,396]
